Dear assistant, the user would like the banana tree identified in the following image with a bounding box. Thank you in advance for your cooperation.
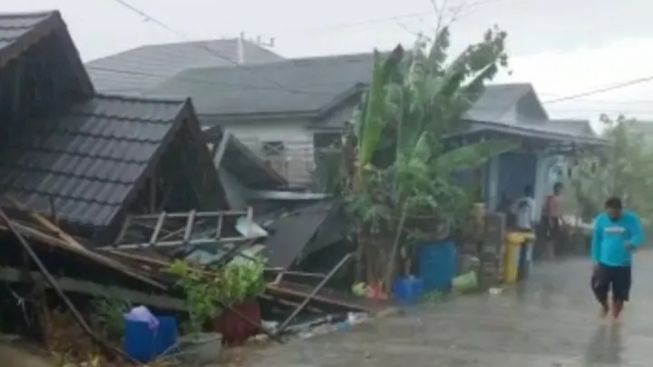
[346,26,515,289]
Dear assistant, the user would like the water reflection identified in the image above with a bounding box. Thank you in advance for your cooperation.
[585,325,623,366]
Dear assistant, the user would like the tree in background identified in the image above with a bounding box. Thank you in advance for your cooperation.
[344,27,514,290]
[570,115,653,228]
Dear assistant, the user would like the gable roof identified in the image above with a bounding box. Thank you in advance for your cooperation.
[0,95,206,237]
[86,39,284,93]
[463,83,549,124]
[0,11,92,93]
[148,53,374,116]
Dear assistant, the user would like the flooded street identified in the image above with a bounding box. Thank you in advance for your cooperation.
[238,251,653,367]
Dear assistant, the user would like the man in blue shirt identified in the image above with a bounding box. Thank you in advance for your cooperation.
[591,197,644,320]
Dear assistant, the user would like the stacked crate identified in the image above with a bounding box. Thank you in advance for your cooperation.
[479,212,506,286]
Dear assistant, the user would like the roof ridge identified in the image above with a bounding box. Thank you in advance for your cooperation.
[0,10,57,18]
[86,38,249,64]
[91,93,187,105]
[182,51,375,74]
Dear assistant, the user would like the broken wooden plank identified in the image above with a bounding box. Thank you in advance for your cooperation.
[0,220,167,290]
[216,214,223,239]
[8,197,85,251]
[183,209,196,243]
[132,210,247,220]
[0,267,185,311]
[104,235,256,250]
[265,283,371,313]
[149,211,166,246]
[276,253,353,334]
[212,131,231,168]
[114,215,131,245]
[0,207,135,363]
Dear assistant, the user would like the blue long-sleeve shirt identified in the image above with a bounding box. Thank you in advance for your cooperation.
[591,210,644,267]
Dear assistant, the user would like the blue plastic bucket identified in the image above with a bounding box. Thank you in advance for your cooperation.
[418,240,457,292]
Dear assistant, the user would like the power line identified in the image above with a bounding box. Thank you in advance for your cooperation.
[107,0,309,95]
[543,75,653,104]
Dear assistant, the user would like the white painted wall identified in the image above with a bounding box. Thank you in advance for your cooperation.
[218,119,316,186]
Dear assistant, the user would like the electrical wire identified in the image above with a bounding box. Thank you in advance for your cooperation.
[543,75,653,104]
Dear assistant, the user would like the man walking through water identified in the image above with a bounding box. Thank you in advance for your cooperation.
[591,197,644,321]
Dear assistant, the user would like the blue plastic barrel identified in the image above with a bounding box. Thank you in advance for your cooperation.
[392,277,424,304]
[124,320,157,363]
[154,316,178,356]
[418,240,457,292]
[123,316,178,363]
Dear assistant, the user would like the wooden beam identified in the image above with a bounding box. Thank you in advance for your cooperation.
[0,207,134,362]
[212,131,231,168]
[0,266,185,311]
[216,214,223,239]
[8,197,85,251]
[276,253,353,334]
[104,235,256,250]
[114,215,131,245]
[131,210,247,220]
[183,209,196,243]
[0,220,167,290]
[149,211,166,246]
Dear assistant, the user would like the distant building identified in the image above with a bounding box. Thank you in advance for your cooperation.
[86,37,283,94]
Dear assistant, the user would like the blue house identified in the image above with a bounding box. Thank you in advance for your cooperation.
[452,84,606,216]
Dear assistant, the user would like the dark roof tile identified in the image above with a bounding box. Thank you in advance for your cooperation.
[0,94,187,230]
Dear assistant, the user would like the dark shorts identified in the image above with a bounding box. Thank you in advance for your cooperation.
[541,217,561,240]
[591,264,632,302]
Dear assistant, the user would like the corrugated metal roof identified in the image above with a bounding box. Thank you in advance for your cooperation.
[86,39,284,93]
[0,94,186,230]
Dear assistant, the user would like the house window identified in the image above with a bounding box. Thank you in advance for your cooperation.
[262,141,285,156]
[314,133,342,149]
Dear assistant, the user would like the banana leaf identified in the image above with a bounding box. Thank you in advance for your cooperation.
[358,46,404,166]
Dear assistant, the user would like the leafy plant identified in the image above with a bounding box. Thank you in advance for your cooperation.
[570,115,653,229]
[92,296,131,340]
[344,26,513,287]
[169,256,266,333]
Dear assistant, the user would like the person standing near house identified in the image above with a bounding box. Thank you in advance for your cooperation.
[591,197,643,320]
[511,185,536,231]
[541,182,564,259]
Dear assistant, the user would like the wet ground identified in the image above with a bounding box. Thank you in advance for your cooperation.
[234,251,653,366]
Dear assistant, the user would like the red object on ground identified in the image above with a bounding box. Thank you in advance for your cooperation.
[213,299,261,345]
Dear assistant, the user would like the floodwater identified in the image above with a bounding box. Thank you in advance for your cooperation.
[234,251,653,366]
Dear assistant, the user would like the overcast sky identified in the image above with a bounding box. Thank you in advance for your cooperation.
[6,0,653,123]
